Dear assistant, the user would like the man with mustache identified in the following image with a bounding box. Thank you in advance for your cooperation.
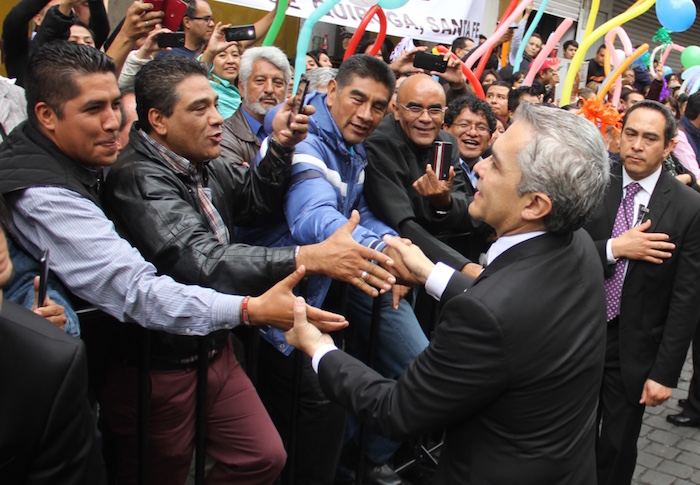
[220,46,290,166]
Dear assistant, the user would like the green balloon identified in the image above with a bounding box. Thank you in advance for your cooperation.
[681,45,700,68]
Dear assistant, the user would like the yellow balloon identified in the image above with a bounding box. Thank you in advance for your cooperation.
[561,0,656,106]
[584,0,600,39]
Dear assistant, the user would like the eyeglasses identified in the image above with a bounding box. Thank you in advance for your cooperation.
[187,15,214,23]
[397,103,446,119]
[451,122,491,135]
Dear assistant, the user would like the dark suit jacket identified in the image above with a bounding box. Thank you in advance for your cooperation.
[318,230,605,484]
[0,299,106,484]
[583,163,700,403]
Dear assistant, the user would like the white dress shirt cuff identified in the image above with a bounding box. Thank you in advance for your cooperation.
[425,262,456,301]
[605,239,617,264]
[311,344,339,373]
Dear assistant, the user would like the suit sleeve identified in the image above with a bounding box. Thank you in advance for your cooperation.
[648,207,700,388]
[318,294,506,440]
[26,340,106,485]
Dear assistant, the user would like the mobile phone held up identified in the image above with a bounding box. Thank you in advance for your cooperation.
[157,32,185,48]
[413,51,448,73]
[288,76,309,130]
[38,249,49,308]
[225,25,256,42]
[433,141,452,180]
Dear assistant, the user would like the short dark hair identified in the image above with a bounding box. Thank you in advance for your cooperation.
[620,88,643,103]
[25,42,115,126]
[685,91,700,121]
[335,54,395,98]
[444,94,497,134]
[452,37,469,51]
[508,86,540,112]
[596,44,606,54]
[135,55,208,133]
[486,80,511,93]
[183,0,197,18]
[563,40,578,50]
[623,100,677,146]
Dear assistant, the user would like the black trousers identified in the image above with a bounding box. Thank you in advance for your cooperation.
[681,320,700,420]
[596,322,646,485]
[256,341,346,485]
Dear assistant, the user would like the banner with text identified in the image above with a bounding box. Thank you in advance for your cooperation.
[216,0,486,44]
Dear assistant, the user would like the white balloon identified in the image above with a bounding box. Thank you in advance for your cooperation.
[614,49,627,64]
[349,0,379,6]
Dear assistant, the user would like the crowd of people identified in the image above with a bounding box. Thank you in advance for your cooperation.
[2,1,700,485]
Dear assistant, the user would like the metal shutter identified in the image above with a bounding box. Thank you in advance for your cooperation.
[532,0,582,21]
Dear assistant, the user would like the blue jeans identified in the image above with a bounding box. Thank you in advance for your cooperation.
[343,285,428,463]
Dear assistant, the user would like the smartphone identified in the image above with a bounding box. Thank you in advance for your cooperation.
[433,141,452,180]
[38,249,49,308]
[158,32,185,48]
[162,0,187,32]
[147,0,165,12]
[225,24,256,42]
[288,76,309,129]
[413,51,448,73]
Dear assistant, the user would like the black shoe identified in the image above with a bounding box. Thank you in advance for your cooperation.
[666,413,700,428]
[364,463,402,485]
[679,398,688,408]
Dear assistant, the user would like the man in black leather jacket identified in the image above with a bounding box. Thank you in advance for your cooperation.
[102,55,396,484]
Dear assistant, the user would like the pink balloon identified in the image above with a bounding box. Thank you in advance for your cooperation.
[464,0,533,71]
[661,43,686,66]
[604,26,635,107]
[522,17,574,87]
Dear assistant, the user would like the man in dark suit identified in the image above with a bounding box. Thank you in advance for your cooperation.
[283,103,611,484]
[583,100,700,485]
[0,213,106,485]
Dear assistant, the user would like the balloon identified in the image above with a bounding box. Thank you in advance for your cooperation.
[292,0,341,92]
[473,0,522,80]
[560,0,655,106]
[604,27,633,76]
[660,43,685,65]
[680,65,700,93]
[597,44,649,104]
[262,0,289,46]
[656,0,696,32]
[465,0,533,78]
[663,65,673,76]
[343,5,387,61]
[349,0,378,5]
[436,45,485,100]
[584,0,601,38]
[681,45,700,68]
[513,0,550,72]
[615,49,627,62]
[377,0,409,8]
[522,17,574,87]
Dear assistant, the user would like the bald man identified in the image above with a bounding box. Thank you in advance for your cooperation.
[364,74,481,278]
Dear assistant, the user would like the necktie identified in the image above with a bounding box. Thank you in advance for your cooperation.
[605,182,642,322]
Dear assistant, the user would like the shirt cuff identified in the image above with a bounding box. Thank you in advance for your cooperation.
[311,344,339,373]
[425,262,456,301]
[211,294,244,331]
[605,239,617,264]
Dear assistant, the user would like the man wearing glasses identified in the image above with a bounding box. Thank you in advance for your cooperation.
[364,73,482,277]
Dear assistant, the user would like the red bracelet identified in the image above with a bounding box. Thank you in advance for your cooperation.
[241,296,251,325]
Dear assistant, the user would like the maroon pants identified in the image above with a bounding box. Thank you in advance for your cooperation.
[97,338,286,484]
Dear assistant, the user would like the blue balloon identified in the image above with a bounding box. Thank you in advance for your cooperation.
[663,65,673,77]
[656,0,697,32]
[377,0,409,9]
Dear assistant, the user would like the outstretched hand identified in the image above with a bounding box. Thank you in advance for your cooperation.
[284,296,335,357]
[382,235,435,286]
[247,266,348,332]
[298,210,396,297]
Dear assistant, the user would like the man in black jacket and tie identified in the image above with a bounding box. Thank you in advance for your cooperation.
[583,100,700,485]
[283,103,611,484]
